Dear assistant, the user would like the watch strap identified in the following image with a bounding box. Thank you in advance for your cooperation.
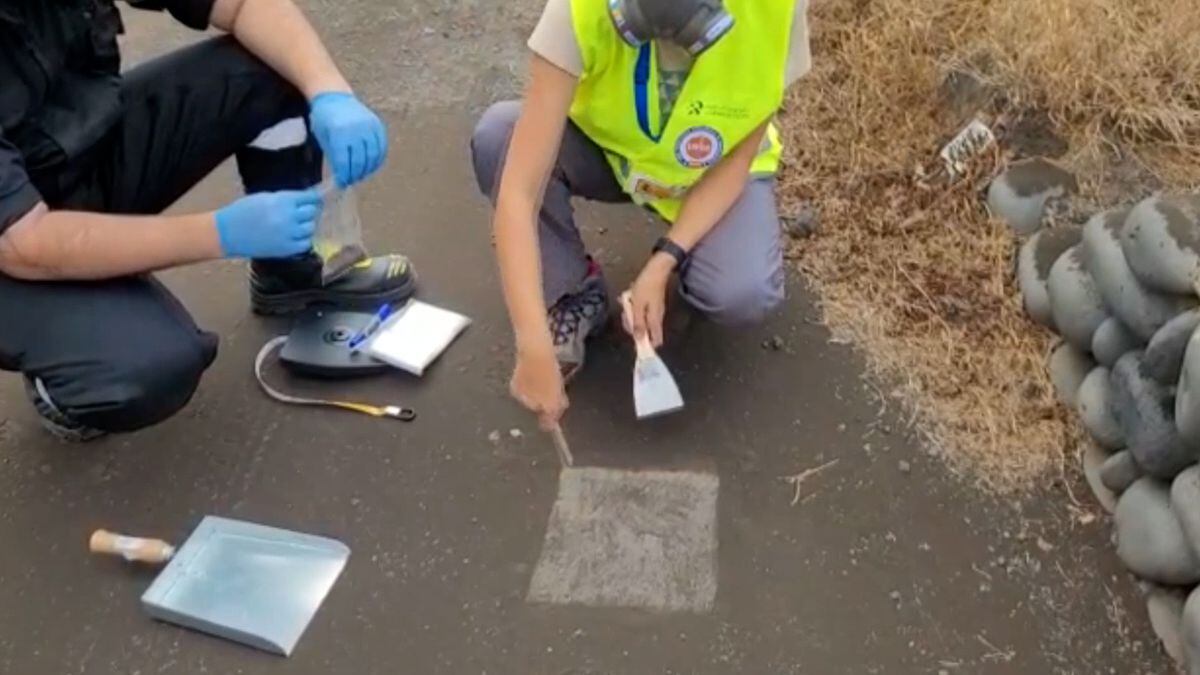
[652,236,689,271]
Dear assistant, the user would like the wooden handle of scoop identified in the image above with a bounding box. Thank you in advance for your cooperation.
[89,529,175,564]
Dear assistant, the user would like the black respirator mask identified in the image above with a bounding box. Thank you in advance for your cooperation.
[608,0,735,56]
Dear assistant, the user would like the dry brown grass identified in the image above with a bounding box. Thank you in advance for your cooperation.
[778,0,1200,492]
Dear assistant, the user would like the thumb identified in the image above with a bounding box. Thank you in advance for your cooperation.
[539,391,567,431]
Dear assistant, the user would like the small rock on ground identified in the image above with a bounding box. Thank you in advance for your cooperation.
[1121,194,1200,295]
[1085,209,1198,341]
[1170,465,1200,561]
[1175,329,1200,439]
[1110,352,1197,480]
[1047,245,1109,352]
[1017,226,1081,330]
[1144,309,1200,385]
[762,336,785,351]
[1048,342,1094,408]
[1082,444,1118,513]
[781,203,820,238]
[1181,586,1200,674]
[1115,478,1200,586]
[1092,317,1142,368]
[1076,366,1123,450]
[987,157,1079,236]
[1146,586,1189,668]
[1100,450,1143,494]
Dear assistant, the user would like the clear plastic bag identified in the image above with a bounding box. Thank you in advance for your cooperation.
[314,180,368,284]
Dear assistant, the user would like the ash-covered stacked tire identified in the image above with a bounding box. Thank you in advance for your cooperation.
[998,162,1200,669]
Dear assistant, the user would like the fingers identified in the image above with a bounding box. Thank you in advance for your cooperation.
[619,291,634,335]
[320,124,385,187]
[351,137,368,185]
[283,188,324,208]
[373,123,389,176]
[630,295,648,339]
[294,204,321,223]
[537,410,560,432]
[539,391,569,430]
[312,126,334,172]
[510,367,568,432]
[292,218,317,241]
[511,395,566,432]
[336,143,353,188]
[509,379,543,416]
[647,299,665,348]
[310,95,388,187]
[359,115,386,181]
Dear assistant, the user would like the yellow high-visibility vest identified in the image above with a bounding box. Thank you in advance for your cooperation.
[568,0,793,221]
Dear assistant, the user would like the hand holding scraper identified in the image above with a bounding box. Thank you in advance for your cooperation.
[620,292,684,420]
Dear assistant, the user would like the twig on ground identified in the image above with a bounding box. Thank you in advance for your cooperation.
[971,563,993,581]
[780,459,840,506]
[976,634,1016,663]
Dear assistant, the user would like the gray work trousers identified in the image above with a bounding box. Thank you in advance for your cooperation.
[469,100,785,326]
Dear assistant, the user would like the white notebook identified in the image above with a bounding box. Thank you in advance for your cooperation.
[365,300,471,376]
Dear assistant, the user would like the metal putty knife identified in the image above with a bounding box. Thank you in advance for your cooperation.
[620,292,685,420]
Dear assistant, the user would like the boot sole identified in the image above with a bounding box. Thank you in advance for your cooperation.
[251,273,419,316]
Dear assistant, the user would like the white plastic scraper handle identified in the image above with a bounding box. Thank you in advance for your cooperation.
[89,529,176,564]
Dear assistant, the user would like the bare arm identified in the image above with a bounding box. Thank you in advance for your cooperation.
[494,55,579,356]
[209,0,351,98]
[625,121,770,345]
[665,121,769,253]
[0,204,221,280]
[0,0,343,281]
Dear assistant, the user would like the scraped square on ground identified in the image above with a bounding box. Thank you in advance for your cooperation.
[527,467,719,612]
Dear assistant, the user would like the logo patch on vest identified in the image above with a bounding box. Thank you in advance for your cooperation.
[675,126,723,168]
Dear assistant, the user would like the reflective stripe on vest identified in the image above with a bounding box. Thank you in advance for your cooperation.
[568,0,792,222]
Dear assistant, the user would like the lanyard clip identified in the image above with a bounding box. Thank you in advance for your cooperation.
[383,406,417,422]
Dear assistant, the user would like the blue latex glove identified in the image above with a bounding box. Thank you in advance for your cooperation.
[309,92,388,188]
[214,189,323,259]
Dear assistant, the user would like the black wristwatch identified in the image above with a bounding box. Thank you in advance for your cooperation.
[652,236,689,272]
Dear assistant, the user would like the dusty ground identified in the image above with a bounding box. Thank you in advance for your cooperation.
[0,3,1171,674]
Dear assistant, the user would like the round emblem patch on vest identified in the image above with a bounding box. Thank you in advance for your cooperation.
[675,126,724,168]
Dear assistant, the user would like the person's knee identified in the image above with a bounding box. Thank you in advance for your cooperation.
[470,101,521,197]
[67,337,215,433]
[688,270,785,326]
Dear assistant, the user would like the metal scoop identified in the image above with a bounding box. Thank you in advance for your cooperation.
[91,516,349,656]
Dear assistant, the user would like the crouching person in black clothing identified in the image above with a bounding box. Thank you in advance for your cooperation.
[0,0,416,440]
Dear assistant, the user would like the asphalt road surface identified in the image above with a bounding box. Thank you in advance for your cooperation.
[0,4,1168,674]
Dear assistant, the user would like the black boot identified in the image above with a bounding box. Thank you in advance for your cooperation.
[250,252,418,316]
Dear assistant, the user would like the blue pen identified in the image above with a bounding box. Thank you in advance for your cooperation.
[348,303,394,353]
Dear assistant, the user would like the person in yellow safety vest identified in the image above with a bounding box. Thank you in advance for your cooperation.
[471,0,812,429]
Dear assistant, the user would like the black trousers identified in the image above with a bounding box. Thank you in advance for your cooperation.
[0,37,322,432]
